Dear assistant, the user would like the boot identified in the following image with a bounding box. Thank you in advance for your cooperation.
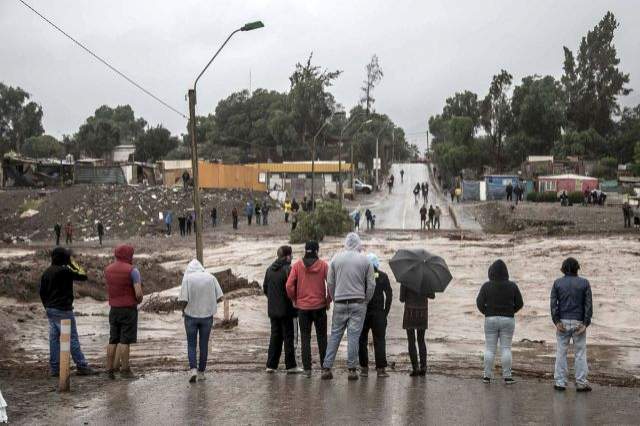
[348,369,359,381]
[376,368,389,378]
[321,368,333,380]
[360,367,369,377]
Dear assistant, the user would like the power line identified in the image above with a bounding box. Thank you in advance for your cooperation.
[16,0,187,119]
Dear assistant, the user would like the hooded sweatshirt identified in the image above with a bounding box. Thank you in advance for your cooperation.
[327,233,376,302]
[476,260,524,317]
[263,257,295,318]
[178,259,224,318]
[40,247,88,311]
[286,255,330,310]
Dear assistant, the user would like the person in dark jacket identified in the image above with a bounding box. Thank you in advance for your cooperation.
[211,207,217,228]
[64,222,73,245]
[400,284,433,376]
[53,223,61,246]
[255,203,262,226]
[39,247,96,377]
[476,260,524,384]
[178,214,186,236]
[231,207,239,230]
[263,246,301,373]
[358,253,392,378]
[550,257,593,392]
[97,222,104,246]
[186,213,193,235]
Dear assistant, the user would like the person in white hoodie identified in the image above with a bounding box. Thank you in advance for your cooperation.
[178,259,224,383]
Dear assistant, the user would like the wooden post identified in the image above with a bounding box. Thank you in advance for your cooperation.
[59,319,71,392]
[224,299,230,321]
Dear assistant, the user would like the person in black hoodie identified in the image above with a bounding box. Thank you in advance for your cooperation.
[476,259,524,384]
[263,245,301,373]
[39,247,96,377]
[358,253,392,378]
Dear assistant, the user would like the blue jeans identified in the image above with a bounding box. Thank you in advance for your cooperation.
[483,316,515,379]
[184,315,213,371]
[554,319,588,387]
[46,308,88,374]
[323,302,367,369]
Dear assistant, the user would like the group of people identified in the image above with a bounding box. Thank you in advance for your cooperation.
[53,221,104,246]
[244,199,271,226]
[260,233,594,390]
[622,201,640,229]
[505,181,525,203]
[419,204,442,230]
[413,182,429,204]
[40,231,595,391]
[351,209,376,231]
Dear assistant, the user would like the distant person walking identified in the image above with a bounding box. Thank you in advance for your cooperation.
[64,222,73,245]
[245,201,254,226]
[358,253,392,378]
[40,247,96,377]
[476,260,524,384]
[286,241,330,377]
[419,205,427,230]
[264,246,300,374]
[434,206,442,229]
[365,209,373,230]
[506,182,513,201]
[178,259,224,383]
[105,245,143,379]
[262,201,269,226]
[178,214,186,237]
[231,207,239,230]
[181,170,190,190]
[291,210,299,231]
[186,213,193,235]
[255,203,262,226]
[164,211,173,235]
[284,199,292,223]
[97,221,104,246]
[53,223,61,246]
[428,205,435,229]
[400,169,404,183]
[210,207,217,228]
[400,283,433,376]
[321,233,375,381]
[551,257,593,392]
[622,202,632,228]
[353,210,361,231]
[413,184,420,204]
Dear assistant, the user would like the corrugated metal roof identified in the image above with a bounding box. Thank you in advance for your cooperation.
[254,161,352,173]
[538,174,597,180]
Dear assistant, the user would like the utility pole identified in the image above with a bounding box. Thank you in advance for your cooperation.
[311,117,332,210]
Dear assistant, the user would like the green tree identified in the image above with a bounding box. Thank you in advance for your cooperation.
[611,105,640,162]
[634,141,640,164]
[361,54,384,114]
[91,105,147,144]
[75,120,120,158]
[0,83,44,154]
[22,134,63,158]
[442,90,480,128]
[480,70,514,171]
[134,125,178,162]
[562,12,631,136]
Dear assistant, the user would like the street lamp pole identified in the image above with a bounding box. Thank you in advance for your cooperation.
[338,112,363,206]
[375,125,389,191]
[311,117,332,210]
[188,21,264,263]
[349,119,373,196]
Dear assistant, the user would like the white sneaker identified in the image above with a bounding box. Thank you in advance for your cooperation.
[189,369,197,383]
[286,367,303,374]
[265,368,276,373]
[197,371,206,381]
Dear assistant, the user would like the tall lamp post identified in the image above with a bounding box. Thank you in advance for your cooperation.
[349,119,373,195]
[375,124,391,191]
[311,115,333,210]
[337,112,364,206]
[188,21,264,263]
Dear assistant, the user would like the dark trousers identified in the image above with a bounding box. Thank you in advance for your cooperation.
[267,317,297,370]
[166,224,171,235]
[506,193,513,201]
[55,233,60,246]
[624,215,631,228]
[256,214,261,225]
[285,213,289,223]
[184,315,213,371]
[65,234,72,244]
[232,217,238,229]
[358,312,388,369]
[263,214,268,225]
[407,329,427,371]
[186,222,192,235]
[247,215,252,225]
[211,217,216,227]
[98,233,103,245]
[298,308,327,371]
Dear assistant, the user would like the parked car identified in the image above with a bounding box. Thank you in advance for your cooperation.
[354,178,373,194]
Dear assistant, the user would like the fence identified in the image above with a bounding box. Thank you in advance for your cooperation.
[198,162,266,191]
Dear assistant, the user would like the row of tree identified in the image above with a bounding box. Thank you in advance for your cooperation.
[1,54,416,174]
[429,12,640,180]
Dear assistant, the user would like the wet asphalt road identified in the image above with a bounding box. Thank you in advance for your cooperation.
[375,163,456,230]
[39,372,640,425]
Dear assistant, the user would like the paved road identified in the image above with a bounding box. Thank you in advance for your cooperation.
[37,372,640,425]
[374,163,455,230]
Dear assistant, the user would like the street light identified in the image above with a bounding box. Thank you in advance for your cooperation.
[337,112,365,206]
[188,21,264,263]
[350,119,373,195]
[375,123,393,190]
[311,114,333,210]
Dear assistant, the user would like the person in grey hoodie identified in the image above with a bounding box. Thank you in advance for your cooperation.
[178,259,224,383]
[321,232,376,381]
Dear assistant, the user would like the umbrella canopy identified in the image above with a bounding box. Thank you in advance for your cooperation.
[389,249,452,295]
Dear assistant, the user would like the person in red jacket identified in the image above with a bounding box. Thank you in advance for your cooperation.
[286,241,330,378]
[105,245,143,379]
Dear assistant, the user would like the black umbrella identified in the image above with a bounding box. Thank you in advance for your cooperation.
[389,249,452,295]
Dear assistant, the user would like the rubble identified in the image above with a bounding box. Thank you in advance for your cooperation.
[0,185,272,240]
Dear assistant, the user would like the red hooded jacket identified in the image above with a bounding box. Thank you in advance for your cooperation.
[105,245,137,308]
[286,257,330,310]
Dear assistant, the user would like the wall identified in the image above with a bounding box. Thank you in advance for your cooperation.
[198,162,265,191]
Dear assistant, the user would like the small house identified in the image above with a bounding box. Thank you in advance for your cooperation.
[537,174,598,194]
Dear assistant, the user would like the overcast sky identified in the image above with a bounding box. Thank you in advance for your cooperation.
[2,0,639,149]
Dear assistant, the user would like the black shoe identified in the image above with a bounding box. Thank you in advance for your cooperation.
[409,370,421,377]
[77,367,99,376]
[576,385,592,392]
[348,369,359,381]
[321,369,333,380]
[554,385,566,391]
[419,368,427,376]
[360,367,369,377]
[482,377,491,384]
[107,370,116,380]
[504,378,516,385]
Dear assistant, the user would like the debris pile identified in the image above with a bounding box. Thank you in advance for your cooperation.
[0,185,269,241]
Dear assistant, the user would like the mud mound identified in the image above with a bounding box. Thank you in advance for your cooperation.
[0,185,266,241]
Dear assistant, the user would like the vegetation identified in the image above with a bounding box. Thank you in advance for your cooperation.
[430,12,640,182]
[0,82,44,155]
[22,134,63,158]
[290,201,352,243]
